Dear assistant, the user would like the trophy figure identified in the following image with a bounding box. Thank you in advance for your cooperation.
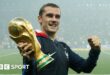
[8,17,54,70]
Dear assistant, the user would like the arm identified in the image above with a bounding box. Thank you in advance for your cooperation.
[63,36,101,73]
[68,47,100,73]
[82,36,101,73]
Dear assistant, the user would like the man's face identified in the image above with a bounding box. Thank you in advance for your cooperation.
[38,6,61,34]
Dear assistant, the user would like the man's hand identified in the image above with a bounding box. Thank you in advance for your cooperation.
[17,42,34,59]
[88,36,101,50]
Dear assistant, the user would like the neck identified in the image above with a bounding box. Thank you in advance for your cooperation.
[48,33,56,41]
[43,31,56,41]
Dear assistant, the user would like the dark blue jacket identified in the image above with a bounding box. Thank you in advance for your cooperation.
[22,33,100,75]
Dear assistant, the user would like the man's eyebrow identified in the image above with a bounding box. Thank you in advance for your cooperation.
[45,13,61,18]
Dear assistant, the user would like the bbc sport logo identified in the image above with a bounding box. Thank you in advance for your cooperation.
[0,64,29,70]
[3,64,10,70]
[0,64,3,70]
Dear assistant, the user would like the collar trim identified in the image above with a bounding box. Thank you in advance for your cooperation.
[35,30,48,38]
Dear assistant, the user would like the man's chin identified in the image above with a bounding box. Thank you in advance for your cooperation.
[47,30,57,34]
[48,29,57,32]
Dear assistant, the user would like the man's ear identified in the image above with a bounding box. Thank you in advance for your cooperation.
[38,16,42,25]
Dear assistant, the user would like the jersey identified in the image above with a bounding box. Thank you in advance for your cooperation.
[22,31,101,75]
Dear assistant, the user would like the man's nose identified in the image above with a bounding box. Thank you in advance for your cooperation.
[51,16,57,21]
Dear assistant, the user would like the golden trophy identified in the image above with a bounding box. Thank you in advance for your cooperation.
[8,17,54,70]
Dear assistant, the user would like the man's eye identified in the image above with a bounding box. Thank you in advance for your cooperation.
[46,13,61,19]
[56,15,60,19]
[46,14,53,18]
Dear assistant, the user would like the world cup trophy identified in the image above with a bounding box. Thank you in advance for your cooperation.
[8,17,54,70]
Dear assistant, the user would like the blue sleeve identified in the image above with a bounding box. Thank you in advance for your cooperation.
[60,42,101,73]
[69,48,100,73]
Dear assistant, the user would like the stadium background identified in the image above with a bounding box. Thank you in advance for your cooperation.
[0,0,110,74]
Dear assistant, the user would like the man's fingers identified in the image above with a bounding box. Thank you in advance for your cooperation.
[18,42,28,49]
[22,53,30,59]
[93,39,100,46]
[26,49,34,55]
[88,36,101,49]
[93,36,100,46]
[17,42,33,53]
[23,43,32,52]
[22,49,34,59]
[21,50,34,57]
[17,42,34,59]
[88,38,94,46]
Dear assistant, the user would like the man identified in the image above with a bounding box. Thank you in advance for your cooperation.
[17,3,101,75]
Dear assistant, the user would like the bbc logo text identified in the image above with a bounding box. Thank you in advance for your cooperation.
[0,64,29,70]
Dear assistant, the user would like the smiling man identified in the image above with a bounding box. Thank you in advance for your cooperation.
[17,3,101,75]
[38,4,60,40]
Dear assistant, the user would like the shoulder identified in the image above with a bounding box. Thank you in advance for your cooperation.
[35,29,48,38]
[58,41,69,48]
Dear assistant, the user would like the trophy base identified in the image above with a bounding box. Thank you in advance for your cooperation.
[36,54,54,70]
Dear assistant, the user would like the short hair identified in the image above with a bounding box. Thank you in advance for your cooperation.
[39,3,60,16]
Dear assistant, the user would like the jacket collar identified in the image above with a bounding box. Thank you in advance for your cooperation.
[35,29,48,38]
